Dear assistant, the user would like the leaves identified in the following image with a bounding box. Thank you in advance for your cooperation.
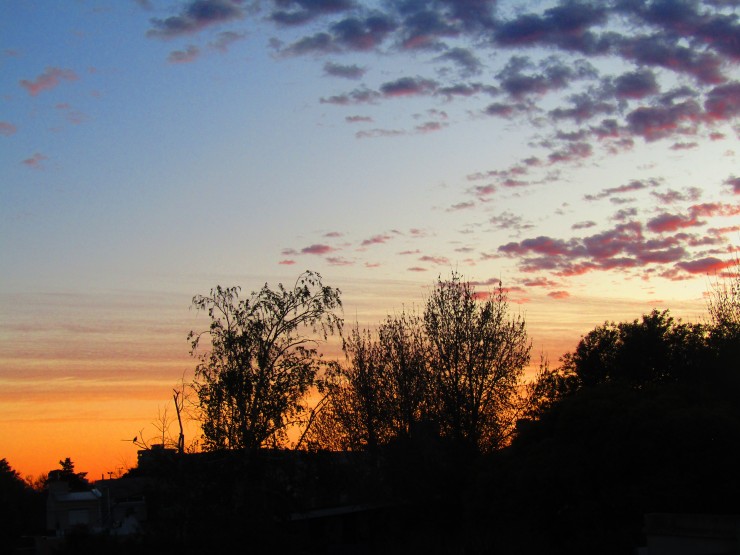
[189,271,343,450]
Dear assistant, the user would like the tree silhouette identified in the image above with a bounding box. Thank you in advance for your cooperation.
[189,271,343,450]
[310,309,430,452]
[424,273,531,452]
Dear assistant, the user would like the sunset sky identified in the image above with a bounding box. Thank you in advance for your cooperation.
[1,0,738,480]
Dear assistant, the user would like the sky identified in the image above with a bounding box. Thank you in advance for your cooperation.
[1,0,738,479]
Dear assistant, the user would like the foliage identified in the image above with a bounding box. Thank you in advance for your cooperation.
[311,309,430,452]
[46,457,91,491]
[526,309,723,419]
[423,273,531,452]
[189,271,343,450]
[312,273,531,455]
[0,459,41,543]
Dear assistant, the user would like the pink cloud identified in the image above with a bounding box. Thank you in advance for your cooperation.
[361,234,393,247]
[301,244,335,255]
[0,121,17,136]
[326,257,354,266]
[647,213,701,233]
[419,255,449,265]
[407,267,427,272]
[677,257,737,274]
[20,67,78,96]
[279,259,296,265]
[22,152,47,168]
[724,176,740,195]
[547,291,570,299]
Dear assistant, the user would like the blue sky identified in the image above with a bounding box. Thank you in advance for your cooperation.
[1,0,738,476]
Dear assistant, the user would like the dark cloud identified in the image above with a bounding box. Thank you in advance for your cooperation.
[493,2,610,54]
[572,221,596,230]
[618,34,726,84]
[398,8,459,49]
[320,86,380,104]
[625,99,702,141]
[613,68,659,99]
[148,0,244,38]
[380,76,437,97]
[331,14,398,50]
[496,56,597,99]
[647,212,702,233]
[324,61,366,79]
[704,81,740,120]
[435,47,482,76]
[494,219,725,277]
[550,92,616,123]
[269,0,353,26]
[676,256,737,274]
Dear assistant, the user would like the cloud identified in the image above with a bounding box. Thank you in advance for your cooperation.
[548,141,592,164]
[572,221,596,230]
[20,67,78,96]
[677,257,737,274]
[301,244,335,255]
[324,61,365,79]
[407,266,427,272]
[493,2,609,53]
[419,255,449,265]
[584,179,655,201]
[613,69,659,99]
[0,121,17,136]
[651,187,702,204]
[269,0,353,26]
[280,14,396,55]
[380,76,437,97]
[23,153,47,169]
[447,201,476,212]
[725,176,740,195]
[496,56,597,99]
[168,45,200,64]
[345,115,372,123]
[495,220,720,278]
[148,0,244,38]
[320,86,380,105]
[209,30,246,51]
[550,92,615,123]
[618,35,726,84]
[625,99,701,141]
[435,47,483,76]
[326,256,354,266]
[548,290,570,299]
[704,81,740,121]
[361,234,393,246]
[279,259,296,265]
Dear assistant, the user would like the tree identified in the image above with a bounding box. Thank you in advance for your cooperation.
[189,271,343,450]
[423,273,531,452]
[309,309,430,452]
[46,458,90,491]
[0,459,40,543]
